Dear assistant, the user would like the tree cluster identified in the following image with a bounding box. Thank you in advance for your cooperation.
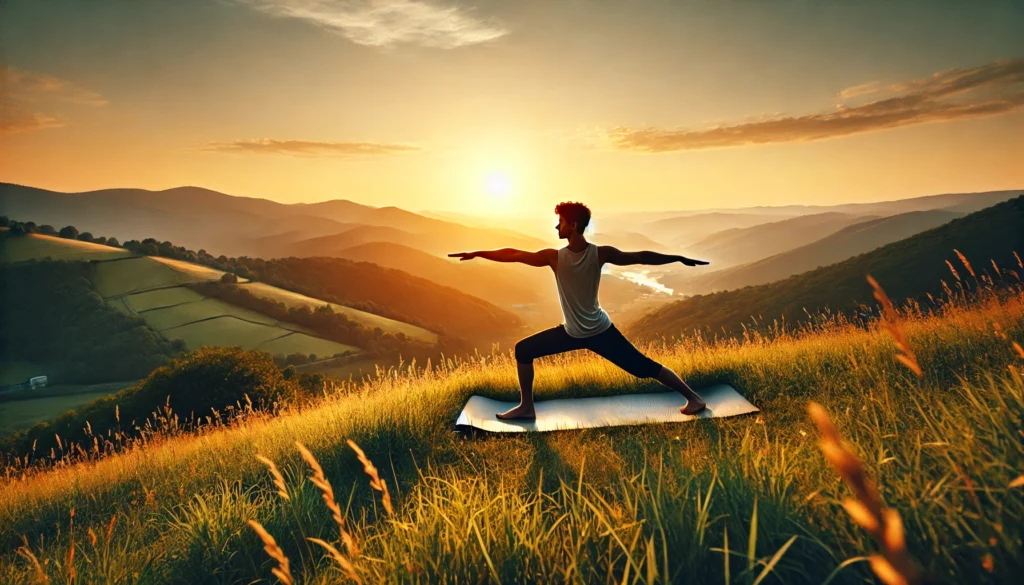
[0,260,185,384]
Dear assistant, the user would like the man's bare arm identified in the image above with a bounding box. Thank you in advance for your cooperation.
[601,246,708,266]
[448,248,555,267]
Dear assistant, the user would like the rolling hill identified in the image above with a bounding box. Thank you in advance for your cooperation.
[328,241,544,309]
[0,232,366,360]
[625,195,1024,341]
[646,212,793,248]
[664,209,965,294]
[602,189,1021,232]
[0,183,548,260]
[684,212,874,269]
[590,231,673,252]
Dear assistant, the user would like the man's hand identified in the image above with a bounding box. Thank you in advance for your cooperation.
[448,252,478,261]
[679,257,709,266]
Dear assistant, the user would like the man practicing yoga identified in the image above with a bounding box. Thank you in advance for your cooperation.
[448,201,710,420]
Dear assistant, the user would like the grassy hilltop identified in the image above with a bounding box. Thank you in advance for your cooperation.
[1,274,1022,583]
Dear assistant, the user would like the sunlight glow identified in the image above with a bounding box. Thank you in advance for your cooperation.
[485,172,511,197]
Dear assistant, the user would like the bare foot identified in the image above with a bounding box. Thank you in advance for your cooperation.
[680,398,707,415]
[496,404,536,420]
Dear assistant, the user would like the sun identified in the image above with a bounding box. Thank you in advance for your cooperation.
[485,172,511,198]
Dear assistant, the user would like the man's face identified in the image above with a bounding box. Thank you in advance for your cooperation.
[555,216,577,239]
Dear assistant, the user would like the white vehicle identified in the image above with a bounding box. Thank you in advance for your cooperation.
[29,375,48,389]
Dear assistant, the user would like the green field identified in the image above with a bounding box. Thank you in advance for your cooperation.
[1,287,1021,584]
[0,380,138,434]
[122,287,207,312]
[254,334,361,360]
[235,281,439,343]
[62,251,367,359]
[0,233,135,264]
[137,297,280,331]
[93,256,246,299]
[0,361,45,387]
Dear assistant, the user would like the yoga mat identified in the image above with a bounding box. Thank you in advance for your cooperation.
[454,383,758,433]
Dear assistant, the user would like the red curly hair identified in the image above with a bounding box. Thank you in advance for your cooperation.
[555,201,591,233]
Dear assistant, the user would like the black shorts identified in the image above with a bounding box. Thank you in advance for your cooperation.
[514,323,663,379]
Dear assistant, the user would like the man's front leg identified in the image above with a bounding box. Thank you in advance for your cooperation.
[497,361,537,420]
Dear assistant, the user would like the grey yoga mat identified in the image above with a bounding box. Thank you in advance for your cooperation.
[454,383,758,433]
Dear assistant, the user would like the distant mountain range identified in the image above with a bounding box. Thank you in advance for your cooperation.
[4,182,1020,334]
[683,212,876,269]
[625,195,1024,341]
[0,183,549,260]
[601,189,1022,232]
[665,209,968,294]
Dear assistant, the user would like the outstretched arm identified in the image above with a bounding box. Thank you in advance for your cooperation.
[448,248,555,267]
[601,246,708,266]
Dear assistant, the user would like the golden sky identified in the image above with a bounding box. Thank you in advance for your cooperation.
[2,0,1023,217]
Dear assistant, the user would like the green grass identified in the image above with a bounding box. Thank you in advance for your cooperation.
[254,334,361,360]
[0,361,46,387]
[0,380,137,434]
[1,291,1022,584]
[0,233,135,264]
[122,287,208,312]
[92,256,245,299]
[0,389,123,434]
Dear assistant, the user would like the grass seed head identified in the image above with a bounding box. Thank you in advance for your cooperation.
[308,537,363,585]
[295,441,346,530]
[954,249,975,278]
[869,555,909,585]
[255,453,290,501]
[866,275,922,377]
[946,260,961,282]
[247,519,293,585]
[17,539,49,585]
[347,439,394,515]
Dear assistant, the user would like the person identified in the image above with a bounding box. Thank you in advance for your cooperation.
[448,201,710,420]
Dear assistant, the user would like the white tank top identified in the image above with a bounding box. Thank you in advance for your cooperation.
[555,242,613,338]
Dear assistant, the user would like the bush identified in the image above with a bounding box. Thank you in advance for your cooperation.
[59,226,79,239]
[126,346,299,419]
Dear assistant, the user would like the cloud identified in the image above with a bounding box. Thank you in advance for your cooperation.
[0,101,63,134]
[233,0,508,48]
[1,64,109,106]
[194,138,422,156]
[0,64,107,134]
[605,58,1024,152]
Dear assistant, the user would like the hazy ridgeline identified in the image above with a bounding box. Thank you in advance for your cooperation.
[1,271,1021,584]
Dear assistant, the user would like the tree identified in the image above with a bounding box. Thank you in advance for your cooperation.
[59,226,79,239]
[39,225,57,235]
[220,272,238,284]
[107,237,120,247]
[78,232,94,242]
[0,216,9,227]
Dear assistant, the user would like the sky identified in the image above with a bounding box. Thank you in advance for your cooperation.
[2,0,1023,218]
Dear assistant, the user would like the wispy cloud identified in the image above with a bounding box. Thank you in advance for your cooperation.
[1,64,109,106]
[194,138,421,156]
[233,0,508,48]
[0,102,63,134]
[605,58,1024,152]
[0,64,107,134]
